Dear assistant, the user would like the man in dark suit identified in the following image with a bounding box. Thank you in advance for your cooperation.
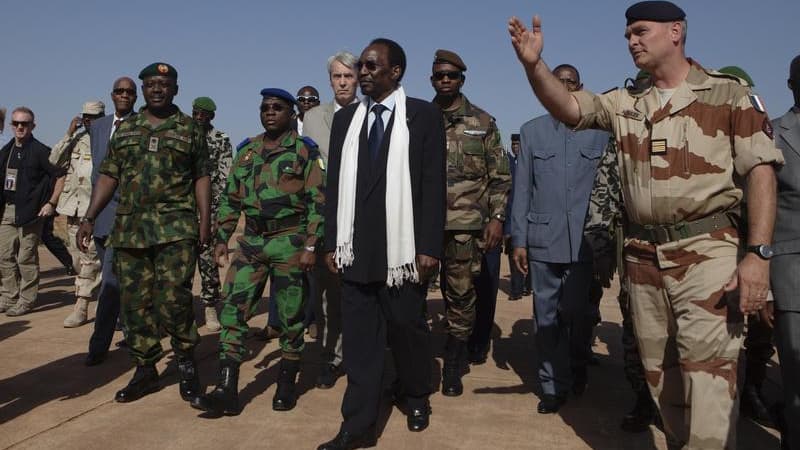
[317,38,446,450]
[770,54,800,450]
[84,77,137,366]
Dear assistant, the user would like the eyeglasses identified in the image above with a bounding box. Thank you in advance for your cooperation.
[356,60,382,72]
[260,103,289,113]
[296,96,319,103]
[558,78,578,87]
[11,121,32,128]
[433,71,462,81]
[112,88,136,95]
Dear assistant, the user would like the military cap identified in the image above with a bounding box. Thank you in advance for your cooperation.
[259,88,298,106]
[433,49,467,72]
[81,100,105,115]
[192,96,217,112]
[625,1,686,25]
[138,62,178,80]
[511,133,521,141]
[790,54,800,81]
[718,66,754,87]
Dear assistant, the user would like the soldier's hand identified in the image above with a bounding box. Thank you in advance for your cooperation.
[67,116,82,136]
[757,301,774,329]
[76,222,93,253]
[416,254,439,281]
[508,15,544,68]
[725,254,770,315]
[38,203,55,217]
[324,252,338,274]
[299,249,316,272]
[483,219,503,251]
[214,243,229,267]
[512,247,528,275]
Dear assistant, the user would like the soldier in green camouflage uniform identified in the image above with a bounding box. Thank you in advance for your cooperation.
[431,50,511,397]
[191,96,233,332]
[191,88,324,416]
[77,62,211,405]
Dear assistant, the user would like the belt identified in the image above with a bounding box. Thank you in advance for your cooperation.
[67,216,82,225]
[245,215,302,236]
[627,209,740,245]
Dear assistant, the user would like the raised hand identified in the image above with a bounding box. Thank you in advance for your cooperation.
[508,15,544,68]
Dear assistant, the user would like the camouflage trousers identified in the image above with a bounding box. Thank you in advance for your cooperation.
[219,232,306,362]
[442,231,482,341]
[114,239,199,366]
[627,255,743,450]
[617,280,648,393]
[198,242,221,306]
[65,221,102,299]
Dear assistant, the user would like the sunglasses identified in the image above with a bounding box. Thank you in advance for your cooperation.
[113,88,136,95]
[433,71,462,81]
[260,103,289,112]
[356,60,383,72]
[11,120,32,128]
[297,96,319,103]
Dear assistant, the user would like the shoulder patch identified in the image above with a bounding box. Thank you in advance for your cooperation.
[300,136,318,149]
[236,138,251,151]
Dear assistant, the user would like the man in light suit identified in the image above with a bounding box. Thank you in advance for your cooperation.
[770,54,800,450]
[511,64,609,414]
[84,77,137,366]
[303,50,359,390]
[317,38,446,450]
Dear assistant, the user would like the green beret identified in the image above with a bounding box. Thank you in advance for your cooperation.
[433,49,467,72]
[625,1,686,25]
[718,66,754,87]
[138,62,178,80]
[192,96,217,112]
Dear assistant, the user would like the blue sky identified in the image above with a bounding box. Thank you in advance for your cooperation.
[2,0,798,147]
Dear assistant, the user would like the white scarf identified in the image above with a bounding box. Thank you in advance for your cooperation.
[334,87,418,287]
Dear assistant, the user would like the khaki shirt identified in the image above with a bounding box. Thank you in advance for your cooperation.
[50,131,93,217]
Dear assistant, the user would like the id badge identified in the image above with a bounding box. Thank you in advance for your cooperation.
[148,137,159,152]
[4,168,17,192]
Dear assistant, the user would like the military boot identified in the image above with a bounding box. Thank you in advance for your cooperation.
[204,306,221,332]
[5,301,33,317]
[0,298,13,314]
[177,357,201,401]
[63,297,90,328]
[115,365,160,402]
[190,361,241,416]
[621,387,656,432]
[442,335,465,397]
[272,358,300,411]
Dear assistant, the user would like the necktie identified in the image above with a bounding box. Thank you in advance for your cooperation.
[113,119,122,128]
[368,104,387,162]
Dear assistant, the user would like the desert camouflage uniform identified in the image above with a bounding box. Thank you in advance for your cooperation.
[216,130,324,362]
[50,130,102,299]
[197,127,233,307]
[574,60,784,449]
[100,108,208,365]
[441,95,510,340]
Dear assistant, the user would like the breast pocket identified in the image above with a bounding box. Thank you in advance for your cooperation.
[276,154,306,195]
[532,147,556,173]
[162,137,191,171]
[526,212,552,248]
[460,138,487,178]
[579,145,603,170]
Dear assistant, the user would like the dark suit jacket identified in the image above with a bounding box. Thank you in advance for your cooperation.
[89,114,130,238]
[0,137,64,226]
[771,109,800,311]
[324,96,446,284]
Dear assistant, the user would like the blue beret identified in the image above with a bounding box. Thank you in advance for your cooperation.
[625,1,685,25]
[139,62,178,80]
[259,88,298,106]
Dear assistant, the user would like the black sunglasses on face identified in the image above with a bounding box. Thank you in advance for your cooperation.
[113,88,136,95]
[11,121,31,128]
[433,71,462,81]
[297,96,319,103]
[356,60,382,72]
[260,104,288,112]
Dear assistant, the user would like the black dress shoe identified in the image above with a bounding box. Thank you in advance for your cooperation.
[316,364,341,389]
[84,352,107,367]
[537,394,566,414]
[317,428,377,450]
[115,366,159,402]
[407,405,431,432]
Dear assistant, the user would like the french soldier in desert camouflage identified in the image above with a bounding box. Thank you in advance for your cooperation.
[431,49,511,397]
[510,1,783,447]
[192,88,324,416]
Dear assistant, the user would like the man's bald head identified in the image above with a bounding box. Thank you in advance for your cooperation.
[111,77,137,116]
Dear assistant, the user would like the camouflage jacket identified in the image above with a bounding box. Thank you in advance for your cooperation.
[584,137,623,284]
[205,127,233,212]
[50,129,93,217]
[574,59,784,268]
[216,129,325,248]
[441,94,510,230]
[99,107,209,248]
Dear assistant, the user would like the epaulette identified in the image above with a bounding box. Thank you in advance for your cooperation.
[236,137,251,152]
[299,136,318,149]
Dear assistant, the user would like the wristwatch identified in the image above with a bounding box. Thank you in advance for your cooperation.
[80,216,95,226]
[746,244,773,260]
[493,213,505,222]
[304,245,315,252]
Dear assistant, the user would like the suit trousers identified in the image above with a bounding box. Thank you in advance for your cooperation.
[530,260,593,397]
[339,279,432,435]
[88,236,122,356]
[315,257,343,366]
[468,246,500,354]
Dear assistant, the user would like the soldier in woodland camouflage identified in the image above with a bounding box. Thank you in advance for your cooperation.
[510,2,783,447]
[77,62,211,406]
[191,88,324,416]
[191,96,233,332]
[431,49,511,397]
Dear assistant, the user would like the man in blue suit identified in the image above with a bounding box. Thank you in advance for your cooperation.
[84,77,137,366]
[511,64,608,414]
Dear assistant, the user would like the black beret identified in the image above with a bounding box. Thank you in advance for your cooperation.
[511,133,520,141]
[625,1,686,25]
[433,49,467,72]
[139,62,178,80]
[260,88,298,106]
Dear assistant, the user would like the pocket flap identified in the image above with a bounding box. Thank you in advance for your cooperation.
[527,212,551,224]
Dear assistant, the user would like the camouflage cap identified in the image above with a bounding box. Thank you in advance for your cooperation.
[718,66,754,87]
[433,49,467,71]
[259,88,298,106]
[139,62,178,80]
[81,100,105,115]
[192,96,217,112]
[625,1,686,25]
